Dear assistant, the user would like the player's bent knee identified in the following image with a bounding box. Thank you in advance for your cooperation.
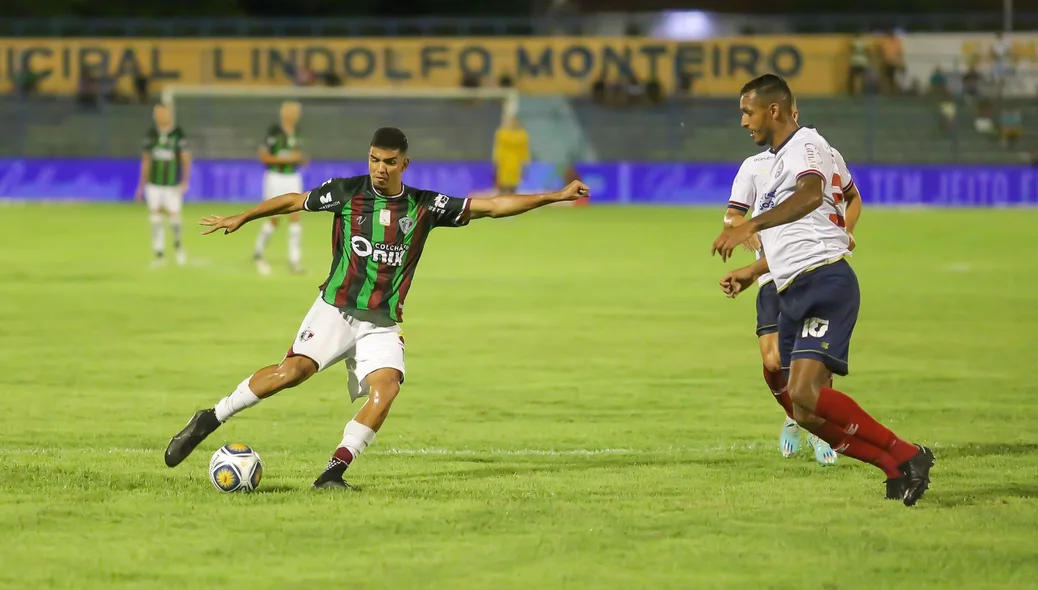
[366,369,403,409]
[762,349,782,373]
[278,355,318,387]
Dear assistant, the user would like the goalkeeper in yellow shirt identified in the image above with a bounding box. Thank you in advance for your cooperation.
[492,116,530,194]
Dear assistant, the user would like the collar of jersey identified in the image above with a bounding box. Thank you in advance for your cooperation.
[371,182,405,199]
[769,126,804,155]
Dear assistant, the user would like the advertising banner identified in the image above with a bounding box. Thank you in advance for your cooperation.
[2,158,1037,207]
[0,36,849,97]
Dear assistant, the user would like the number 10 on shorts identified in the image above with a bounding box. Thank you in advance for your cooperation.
[802,317,830,338]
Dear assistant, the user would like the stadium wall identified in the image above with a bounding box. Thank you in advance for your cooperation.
[2,159,1037,206]
[0,36,848,96]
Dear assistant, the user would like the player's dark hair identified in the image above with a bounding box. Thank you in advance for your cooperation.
[371,127,409,153]
[740,74,794,112]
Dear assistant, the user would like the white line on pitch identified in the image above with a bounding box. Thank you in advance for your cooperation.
[0,445,765,458]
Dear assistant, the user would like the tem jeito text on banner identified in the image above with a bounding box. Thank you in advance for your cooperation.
[0,36,849,96]
[1,158,1036,207]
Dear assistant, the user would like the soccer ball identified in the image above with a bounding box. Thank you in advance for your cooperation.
[208,443,263,493]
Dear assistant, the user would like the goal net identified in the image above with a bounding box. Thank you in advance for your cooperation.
[160,85,520,162]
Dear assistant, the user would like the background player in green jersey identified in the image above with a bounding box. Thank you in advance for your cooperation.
[254,101,307,275]
[164,127,590,488]
[135,104,191,267]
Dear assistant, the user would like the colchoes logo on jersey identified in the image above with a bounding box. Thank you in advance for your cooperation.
[152,148,175,161]
[351,236,408,266]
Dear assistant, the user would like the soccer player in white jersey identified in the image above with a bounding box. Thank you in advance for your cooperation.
[724,106,862,464]
[712,74,934,506]
[254,101,306,275]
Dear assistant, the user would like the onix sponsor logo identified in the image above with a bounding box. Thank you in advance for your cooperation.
[350,236,408,266]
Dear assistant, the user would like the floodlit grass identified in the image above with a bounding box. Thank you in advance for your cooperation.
[0,203,1036,589]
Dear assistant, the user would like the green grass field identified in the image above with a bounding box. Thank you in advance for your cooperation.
[1,203,1036,589]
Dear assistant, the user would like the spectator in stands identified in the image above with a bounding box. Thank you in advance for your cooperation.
[645,77,662,105]
[878,29,904,95]
[974,98,996,135]
[461,71,481,89]
[76,65,100,110]
[963,65,982,102]
[129,62,150,104]
[294,65,315,87]
[929,67,949,97]
[676,71,696,99]
[848,33,871,95]
[620,73,645,106]
[991,32,1014,94]
[591,76,607,104]
[14,66,40,99]
[999,107,1023,147]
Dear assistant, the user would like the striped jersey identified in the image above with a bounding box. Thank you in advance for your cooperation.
[304,175,471,322]
[263,125,301,174]
[142,126,188,186]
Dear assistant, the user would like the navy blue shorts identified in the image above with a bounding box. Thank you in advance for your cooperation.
[755,281,780,337]
[777,259,859,376]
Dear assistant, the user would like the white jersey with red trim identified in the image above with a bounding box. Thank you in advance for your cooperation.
[831,146,854,225]
[727,149,775,286]
[757,127,851,290]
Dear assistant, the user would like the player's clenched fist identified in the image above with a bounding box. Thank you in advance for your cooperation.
[559,180,590,201]
[719,265,757,299]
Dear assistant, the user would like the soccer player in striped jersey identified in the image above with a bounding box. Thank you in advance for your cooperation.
[164,127,590,488]
[253,101,306,275]
[135,104,191,267]
[724,105,862,465]
[713,75,933,505]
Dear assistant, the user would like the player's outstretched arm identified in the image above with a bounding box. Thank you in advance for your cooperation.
[469,180,589,220]
[200,192,307,235]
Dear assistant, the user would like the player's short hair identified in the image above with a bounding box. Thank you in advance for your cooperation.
[740,74,794,112]
[370,127,408,154]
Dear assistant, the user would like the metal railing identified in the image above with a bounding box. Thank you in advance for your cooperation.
[0,94,1033,164]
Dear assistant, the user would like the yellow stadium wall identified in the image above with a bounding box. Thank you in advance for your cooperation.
[0,36,851,97]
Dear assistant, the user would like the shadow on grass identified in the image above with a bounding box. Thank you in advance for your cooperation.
[936,442,1038,460]
[930,483,1038,507]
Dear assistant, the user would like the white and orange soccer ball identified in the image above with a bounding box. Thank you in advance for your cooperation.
[208,443,263,493]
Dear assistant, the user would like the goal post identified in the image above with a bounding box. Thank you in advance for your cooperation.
[160,84,520,161]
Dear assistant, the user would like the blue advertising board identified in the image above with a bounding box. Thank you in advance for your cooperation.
[2,158,1037,207]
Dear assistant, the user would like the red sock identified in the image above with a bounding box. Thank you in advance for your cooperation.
[810,421,902,478]
[762,366,794,419]
[814,387,918,465]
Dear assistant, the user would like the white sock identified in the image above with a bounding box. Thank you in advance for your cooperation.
[339,420,376,459]
[170,214,183,252]
[288,222,302,266]
[214,376,262,423]
[150,213,165,255]
[254,221,276,258]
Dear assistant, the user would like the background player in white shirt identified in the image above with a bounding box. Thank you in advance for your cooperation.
[724,105,862,463]
[712,74,933,506]
[254,101,306,275]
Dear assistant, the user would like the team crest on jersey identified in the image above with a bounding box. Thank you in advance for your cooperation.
[398,216,415,234]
